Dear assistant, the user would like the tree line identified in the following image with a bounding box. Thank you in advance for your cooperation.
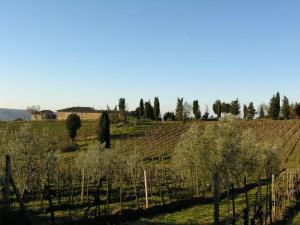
[134,92,300,121]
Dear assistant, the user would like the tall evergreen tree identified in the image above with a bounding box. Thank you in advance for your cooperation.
[193,100,201,119]
[221,102,231,113]
[259,106,265,119]
[153,97,161,120]
[281,96,290,119]
[175,98,184,121]
[145,101,154,120]
[295,103,300,118]
[247,102,256,120]
[66,114,81,144]
[213,100,222,118]
[243,104,248,119]
[229,98,241,115]
[268,92,281,119]
[97,112,110,149]
[118,98,126,122]
[139,99,144,118]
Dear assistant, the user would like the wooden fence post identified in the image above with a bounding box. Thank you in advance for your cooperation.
[144,170,149,209]
[3,155,11,225]
[231,183,236,225]
[214,173,220,225]
[271,174,275,222]
[81,168,85,204]
[244,176,249,225]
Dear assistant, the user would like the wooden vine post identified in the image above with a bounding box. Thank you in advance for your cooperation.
[213,173,220,225]
[144,170,149,209]
[271,174,276,222]
[3,155,31,225]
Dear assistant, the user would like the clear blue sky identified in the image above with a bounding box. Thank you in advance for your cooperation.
[0,0,300,113]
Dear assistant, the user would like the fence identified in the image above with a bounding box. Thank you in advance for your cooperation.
[0,155,300,225]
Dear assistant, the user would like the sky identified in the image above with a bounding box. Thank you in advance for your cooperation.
[0,0,300,113]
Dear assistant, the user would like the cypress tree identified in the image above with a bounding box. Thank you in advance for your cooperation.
[139,99,144,118]
[145,101,154,120]
[229,98,241,115]
[193,100,201,119]
[243,104,248,119]
[153,97,161,120]
[281,96,290,119]
[259,106,265,119]
[294,103,300,118]
[221,102,231,113]
[247,102,256,120]
[213,100,222,118]
[66,114,81,144]
[268,92,281,119]
[175,98,184,121]
[118,98,126,122]
[97,111,110,149]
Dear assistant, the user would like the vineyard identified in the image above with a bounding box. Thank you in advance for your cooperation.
[0,119,300,225]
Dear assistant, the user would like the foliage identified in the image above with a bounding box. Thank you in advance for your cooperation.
[229,98,241,115]
[97,111,111,149]
[246,102,256,120]
[183,102,192,120]
[281,96,290,119]
[172,119,281,191]
[193,100,201,119]
[153,97,161,121]
[66,114,81,143]
[295,103,300,118]
[213,100,222,118]
[139,99,144,118]
[175,98,184,121]
[145,101,154,120]
[163,112,176,121]
[221,102,231,113]
[268,92,281,119]
[118,98,126,112]
[0,123,57,192]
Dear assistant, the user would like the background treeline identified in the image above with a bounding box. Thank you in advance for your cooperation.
[130,92,300,121]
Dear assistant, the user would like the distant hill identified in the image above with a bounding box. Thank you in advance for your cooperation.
[0,108,31,121]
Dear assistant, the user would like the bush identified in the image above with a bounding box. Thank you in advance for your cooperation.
[61,143,80,153]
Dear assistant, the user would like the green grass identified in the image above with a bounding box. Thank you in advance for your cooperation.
[140,186,268,225]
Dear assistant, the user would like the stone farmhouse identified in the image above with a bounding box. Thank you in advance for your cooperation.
[57,107,124,122]
[31,110,56,121]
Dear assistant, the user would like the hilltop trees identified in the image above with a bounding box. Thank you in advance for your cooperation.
[193,100,201,119]
[295,103,300,118]
[221,102,231,114]
[97,112,110,149]
[229,98,241,115]
[153,97,161,120]
[281,96,290,119]
[66,114,81,143]
[183,102,192,120]
[243,105,248,119]
[175,98,184,121]
[268,92,281,119]
[213,100,222,118]
[247,102,256,119]
[139,99,144,118]
[163,112,176,121]
[145,101,154,120]
[119,98,126,122]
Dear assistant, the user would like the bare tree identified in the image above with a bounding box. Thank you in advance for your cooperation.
[27,105,40,120]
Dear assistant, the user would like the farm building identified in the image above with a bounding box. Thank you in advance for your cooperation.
[57,106,124,122]
[31,110,56,121]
